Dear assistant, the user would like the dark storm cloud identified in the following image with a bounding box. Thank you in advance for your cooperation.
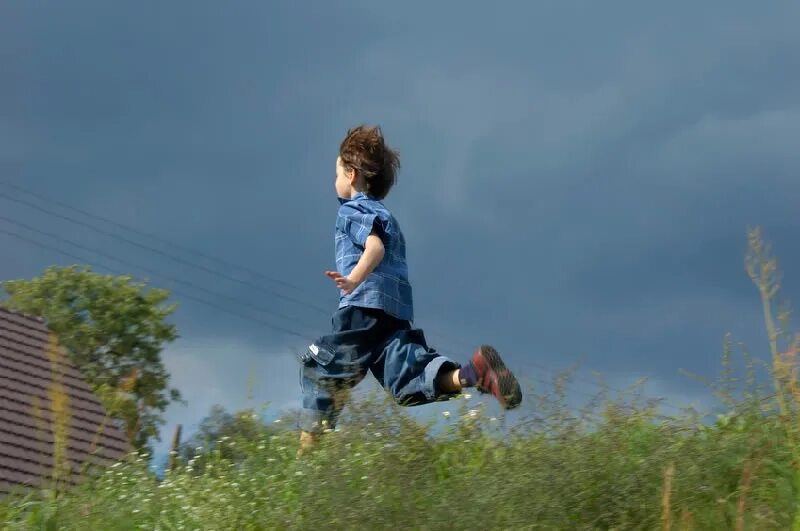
[2,0,799,460]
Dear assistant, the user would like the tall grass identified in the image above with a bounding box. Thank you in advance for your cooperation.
[0,227,799,529]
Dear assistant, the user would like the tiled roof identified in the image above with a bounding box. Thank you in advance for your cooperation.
[0,306,132,497]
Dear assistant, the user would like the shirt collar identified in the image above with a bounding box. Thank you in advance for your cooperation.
[338,191,373,205]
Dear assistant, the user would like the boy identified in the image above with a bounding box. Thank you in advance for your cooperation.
[297,125,521,453]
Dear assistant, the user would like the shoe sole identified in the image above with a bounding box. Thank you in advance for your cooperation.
[479,345,522,410]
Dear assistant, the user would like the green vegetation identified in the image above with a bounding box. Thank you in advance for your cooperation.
[1,228,799,529]
[2,265,183,452]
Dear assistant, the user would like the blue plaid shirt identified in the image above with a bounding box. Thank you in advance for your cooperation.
[335,192,414,321]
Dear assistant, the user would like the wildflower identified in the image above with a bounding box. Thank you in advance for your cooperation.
[442,411,451,417]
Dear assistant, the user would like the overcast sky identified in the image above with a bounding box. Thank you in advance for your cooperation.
[3,1,800,467]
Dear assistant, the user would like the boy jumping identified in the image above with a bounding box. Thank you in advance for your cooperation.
[297,125,522,453]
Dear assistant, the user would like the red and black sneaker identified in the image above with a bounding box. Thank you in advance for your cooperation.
[466,345,522,410]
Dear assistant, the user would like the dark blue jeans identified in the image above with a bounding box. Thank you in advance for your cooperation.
[297,305,461,433]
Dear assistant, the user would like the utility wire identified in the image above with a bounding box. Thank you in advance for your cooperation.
[0,183,693,412]
[0,216,320,339]
[0,190,331,317]
[0,225,313,341]
[0,180,321,299]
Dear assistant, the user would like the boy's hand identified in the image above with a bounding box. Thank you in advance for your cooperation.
[325,271,360,295]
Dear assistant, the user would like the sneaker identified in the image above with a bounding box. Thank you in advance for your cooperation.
[470,345,522,409]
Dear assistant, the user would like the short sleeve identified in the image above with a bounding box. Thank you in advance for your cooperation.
[337,203,384,247]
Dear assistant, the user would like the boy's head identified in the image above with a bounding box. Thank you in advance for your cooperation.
[336,125,400,200]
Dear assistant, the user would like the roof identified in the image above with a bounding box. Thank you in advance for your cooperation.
[0,306,132,497]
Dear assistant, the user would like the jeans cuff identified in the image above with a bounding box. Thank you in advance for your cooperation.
[424,356,462,400]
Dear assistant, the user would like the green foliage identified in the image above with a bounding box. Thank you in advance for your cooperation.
[178,404,283,474]
[3,229,800,528]
[0,387,796,530]
[1,265,183,452]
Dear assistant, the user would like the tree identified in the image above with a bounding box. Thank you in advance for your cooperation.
[179,404,282,472]
[1,265,184,452]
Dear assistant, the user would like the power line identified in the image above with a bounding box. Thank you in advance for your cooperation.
[0,225,312,342]
[0,216,320,338]
[0,190,332,317]
[1,221,691,415]
[0,180,321,300]
[0,184,690,413]
[0,182,621,393]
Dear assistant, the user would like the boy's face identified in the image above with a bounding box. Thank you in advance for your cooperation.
[335,156,357,199]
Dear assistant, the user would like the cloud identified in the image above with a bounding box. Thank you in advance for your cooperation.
[2,1,800,459]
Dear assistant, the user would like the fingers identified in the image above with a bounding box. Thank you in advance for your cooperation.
[325,271,355,294]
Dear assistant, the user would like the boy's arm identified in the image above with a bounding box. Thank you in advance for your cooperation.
[325,231,385,295]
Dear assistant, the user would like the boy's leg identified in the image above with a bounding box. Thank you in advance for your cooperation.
[297,306,391,453]
[371,327,463,406]
[375,329,522,410]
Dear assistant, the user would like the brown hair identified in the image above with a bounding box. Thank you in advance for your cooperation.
[339,125,400,200]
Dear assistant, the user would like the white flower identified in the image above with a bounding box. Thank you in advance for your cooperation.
[463,393,472,399]
[442,411,451,417]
